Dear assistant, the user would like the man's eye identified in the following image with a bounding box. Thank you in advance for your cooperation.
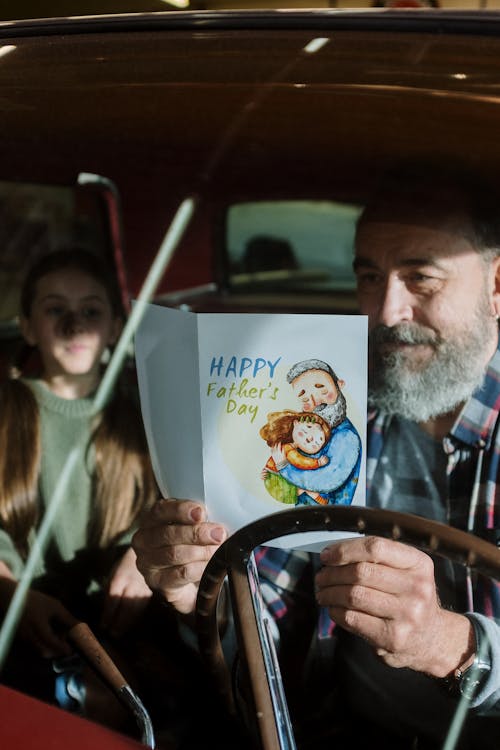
[408,272,431,282]
[405,272,441,292]
[356,272,382,288]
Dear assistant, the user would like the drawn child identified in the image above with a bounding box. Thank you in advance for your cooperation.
[0,248,158,726]
[263,359,361,507]
[260,410,331,505]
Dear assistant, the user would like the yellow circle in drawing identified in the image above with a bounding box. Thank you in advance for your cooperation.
[215,365,292,504]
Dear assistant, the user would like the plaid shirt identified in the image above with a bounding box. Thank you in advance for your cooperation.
[258,337,500,638]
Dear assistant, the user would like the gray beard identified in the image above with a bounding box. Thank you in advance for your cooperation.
[314,391,347,428]
[368,304,494,422]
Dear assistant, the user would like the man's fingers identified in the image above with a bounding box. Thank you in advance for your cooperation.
[141,541,222,569]
[145,561,215,614]
[325,605,395,651]
[136,545,221,587]
[131,498,229,616]
[139,498,207,529]
[133,521,226,557]
[320,535,428,570]
[315,559,417,596]
[316,582,395,618]
[151,558,212,585]
[325,602,432,669]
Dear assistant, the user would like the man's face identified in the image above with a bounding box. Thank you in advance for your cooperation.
[290,369,339,412]
[354,211,500,420]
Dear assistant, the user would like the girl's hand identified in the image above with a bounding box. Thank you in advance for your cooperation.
[18,589,75,658]
[0,564,74,658]
[271,442,288,470]
[101,547,152,637]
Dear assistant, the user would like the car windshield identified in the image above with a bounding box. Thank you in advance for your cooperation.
[0,10,499,750]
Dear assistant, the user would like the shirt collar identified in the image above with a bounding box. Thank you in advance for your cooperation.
[450,335,500,449]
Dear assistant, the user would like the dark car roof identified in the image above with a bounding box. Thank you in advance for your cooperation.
[1,9,500,293]
[2,10,500,190]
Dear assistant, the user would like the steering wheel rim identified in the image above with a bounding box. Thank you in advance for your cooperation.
[196,506,500,750]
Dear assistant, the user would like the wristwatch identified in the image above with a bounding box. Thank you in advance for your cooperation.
[444,617,492,700]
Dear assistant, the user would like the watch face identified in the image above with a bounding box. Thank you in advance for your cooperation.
[459,660,492,700]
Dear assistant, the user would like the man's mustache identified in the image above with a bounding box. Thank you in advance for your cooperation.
[369,323,440,348]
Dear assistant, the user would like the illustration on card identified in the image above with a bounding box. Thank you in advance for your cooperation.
[259,359,361,507]
[134,305,367,547]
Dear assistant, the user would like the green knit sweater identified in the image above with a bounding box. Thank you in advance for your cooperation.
[0,379,132,612]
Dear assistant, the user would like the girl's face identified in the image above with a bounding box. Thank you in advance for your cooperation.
[292,419,326,454]
[20,268,122,383]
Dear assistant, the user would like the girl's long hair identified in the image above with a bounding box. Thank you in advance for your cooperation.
[91,375,158,547]
[0,379,41,557]
[0,248,157,557]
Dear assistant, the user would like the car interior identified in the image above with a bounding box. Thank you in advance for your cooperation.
[1,8,500,750]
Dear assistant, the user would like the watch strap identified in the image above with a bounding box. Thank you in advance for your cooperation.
[442,616,491,700]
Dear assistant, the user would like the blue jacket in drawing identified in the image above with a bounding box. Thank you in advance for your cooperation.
[279,417,362,506]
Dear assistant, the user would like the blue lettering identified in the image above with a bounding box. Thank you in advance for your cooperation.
[226,356,238,377]
[209,356,283,379]
[239,357,253,377]
[268,357,281,378]
[209,356,223,377]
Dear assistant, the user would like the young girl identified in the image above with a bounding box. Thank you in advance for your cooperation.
[0,248,158,723]
[260,410,331,505]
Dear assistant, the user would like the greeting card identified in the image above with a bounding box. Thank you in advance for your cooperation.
[134,303,368,549]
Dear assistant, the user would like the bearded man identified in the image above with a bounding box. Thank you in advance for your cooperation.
[133,169,500,749]
[275,358,362,506]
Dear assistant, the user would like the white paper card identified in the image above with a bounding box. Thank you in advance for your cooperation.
[134,303,368,550]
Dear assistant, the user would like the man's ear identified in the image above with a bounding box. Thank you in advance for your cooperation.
[338,378,345,389]
[491,256,500,319]
[19,316,37,346]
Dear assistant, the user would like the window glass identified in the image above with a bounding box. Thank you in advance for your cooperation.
[0,180,111,331]
[226,200,362,291]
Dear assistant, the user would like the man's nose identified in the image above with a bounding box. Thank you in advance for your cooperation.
[376,277,413,328]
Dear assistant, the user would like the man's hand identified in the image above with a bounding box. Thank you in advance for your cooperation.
[315,535,474,678]
[101,547,153,636]
[132,498,227,616]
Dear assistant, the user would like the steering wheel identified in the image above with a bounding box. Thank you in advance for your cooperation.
[195,506,500,750]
